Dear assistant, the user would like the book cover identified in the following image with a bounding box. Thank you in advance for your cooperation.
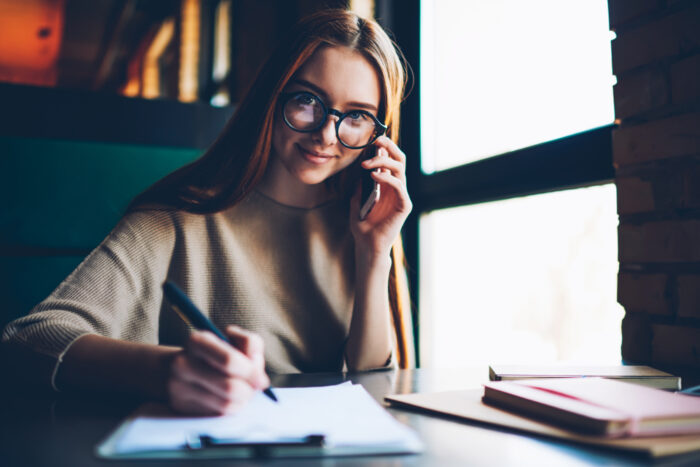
[482,377,700,437]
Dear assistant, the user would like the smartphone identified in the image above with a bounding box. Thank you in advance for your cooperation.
[359,147,381,220]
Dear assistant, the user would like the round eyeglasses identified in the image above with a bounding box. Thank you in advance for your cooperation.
[280,91,387,149]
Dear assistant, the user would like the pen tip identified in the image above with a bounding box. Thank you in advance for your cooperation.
[264,387,278,402]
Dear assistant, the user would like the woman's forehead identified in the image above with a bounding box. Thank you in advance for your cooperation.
[293,46,381,109]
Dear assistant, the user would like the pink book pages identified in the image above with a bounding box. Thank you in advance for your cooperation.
[516,377,700,436]
[487,381,630,422]
[518,378,700,418]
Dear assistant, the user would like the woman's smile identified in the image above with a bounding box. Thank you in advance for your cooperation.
[297,144,337,165]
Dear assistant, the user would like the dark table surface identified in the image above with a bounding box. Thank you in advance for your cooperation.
[2,367,699,467]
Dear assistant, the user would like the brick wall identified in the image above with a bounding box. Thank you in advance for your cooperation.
[609,0,700,371]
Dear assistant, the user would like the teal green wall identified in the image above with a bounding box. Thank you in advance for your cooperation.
[0,137,201,327]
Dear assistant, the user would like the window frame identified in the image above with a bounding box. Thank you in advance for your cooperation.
[381,0,615,366]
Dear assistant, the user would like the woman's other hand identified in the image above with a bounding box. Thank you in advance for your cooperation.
[351,135,412,260]
[167,325,269,415]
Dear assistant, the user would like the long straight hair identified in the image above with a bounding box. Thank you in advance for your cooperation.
[131,9,414,367]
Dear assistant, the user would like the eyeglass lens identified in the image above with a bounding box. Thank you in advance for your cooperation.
[284,93,377,148]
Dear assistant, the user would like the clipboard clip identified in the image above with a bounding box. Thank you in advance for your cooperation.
[186,433,326,457]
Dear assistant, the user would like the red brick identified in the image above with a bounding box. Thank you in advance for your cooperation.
[619,219,700,262]
[621,312,652,363]
[608,0,661,29]
[678,275,700,319]
[671,54,700,105]
[612,112,700,167]
[613,66,669,120]
[618,272,670,314]
[611,4,700,74]
[651,323,700,367]
[616,177,655,213]
[616,170,684,214]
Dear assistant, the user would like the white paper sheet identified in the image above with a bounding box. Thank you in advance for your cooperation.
[110,382,421,455]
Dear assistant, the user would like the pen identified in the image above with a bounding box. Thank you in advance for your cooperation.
[162,281,278,402]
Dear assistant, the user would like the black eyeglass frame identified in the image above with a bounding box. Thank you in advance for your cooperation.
[279,91,388,149]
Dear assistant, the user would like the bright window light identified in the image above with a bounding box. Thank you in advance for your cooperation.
[421,0,615,172]
[419,184,624,368]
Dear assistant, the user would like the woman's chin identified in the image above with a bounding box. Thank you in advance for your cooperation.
[295,169,331,186]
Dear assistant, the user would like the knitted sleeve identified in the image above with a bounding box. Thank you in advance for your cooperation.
[1,209,177,387]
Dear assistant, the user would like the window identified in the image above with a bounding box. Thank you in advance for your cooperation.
[410,0,618,367]
[420,185,624,368]
[421,0,615,172]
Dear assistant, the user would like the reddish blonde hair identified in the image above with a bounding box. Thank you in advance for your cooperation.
[132,9,414,367]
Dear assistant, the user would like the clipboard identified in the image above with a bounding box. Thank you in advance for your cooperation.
[97,422,329,459]
[97,424,420,459]
[96,383,423,459]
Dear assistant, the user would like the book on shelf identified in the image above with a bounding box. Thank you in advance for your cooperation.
[482,377,700,438]
[488,364,681,390]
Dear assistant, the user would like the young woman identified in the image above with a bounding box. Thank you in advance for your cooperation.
[1,9,412,415]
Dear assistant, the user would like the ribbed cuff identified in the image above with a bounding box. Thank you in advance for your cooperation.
[50,333,91,392]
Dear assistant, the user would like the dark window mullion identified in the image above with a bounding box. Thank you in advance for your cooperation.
[417,125,615,212]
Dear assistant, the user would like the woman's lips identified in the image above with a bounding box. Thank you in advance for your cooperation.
[297,144,335,165]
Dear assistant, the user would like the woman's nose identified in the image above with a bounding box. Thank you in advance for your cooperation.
[313,115,338,147]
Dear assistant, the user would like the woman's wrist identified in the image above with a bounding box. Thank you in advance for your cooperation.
[153,346,181,401]
[57,334,180,401]
[354,246,392,274]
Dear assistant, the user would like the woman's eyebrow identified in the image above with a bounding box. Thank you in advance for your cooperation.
[290,79,378,112]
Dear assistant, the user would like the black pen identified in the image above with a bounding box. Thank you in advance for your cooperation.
[162,281,278,402]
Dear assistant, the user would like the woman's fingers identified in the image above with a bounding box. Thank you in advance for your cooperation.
[169,370,253,415]
[225,326,270,389]
[187,331,259,382]
[168,330,265,415]
[361,145,409,204]
[373,136,407,165]
[185,328,269,388]
[225,325,264,360]
[361,140,407,184]
[361,154,405,182]
[168,375,226,415]
[171,351,246,401]
[371,170,412,212]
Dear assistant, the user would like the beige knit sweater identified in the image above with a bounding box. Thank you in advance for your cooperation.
[2,190,362,385]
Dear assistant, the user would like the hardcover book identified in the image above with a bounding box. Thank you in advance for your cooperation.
[482,377,700,437]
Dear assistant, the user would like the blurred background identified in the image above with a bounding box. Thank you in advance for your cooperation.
[0,0,375,105]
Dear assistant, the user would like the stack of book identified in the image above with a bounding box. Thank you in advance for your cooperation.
[482,376,700,438]
[386,365,700,458]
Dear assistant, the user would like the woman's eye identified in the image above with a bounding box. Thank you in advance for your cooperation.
[347,111,364,120]
[298,94,316,105]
